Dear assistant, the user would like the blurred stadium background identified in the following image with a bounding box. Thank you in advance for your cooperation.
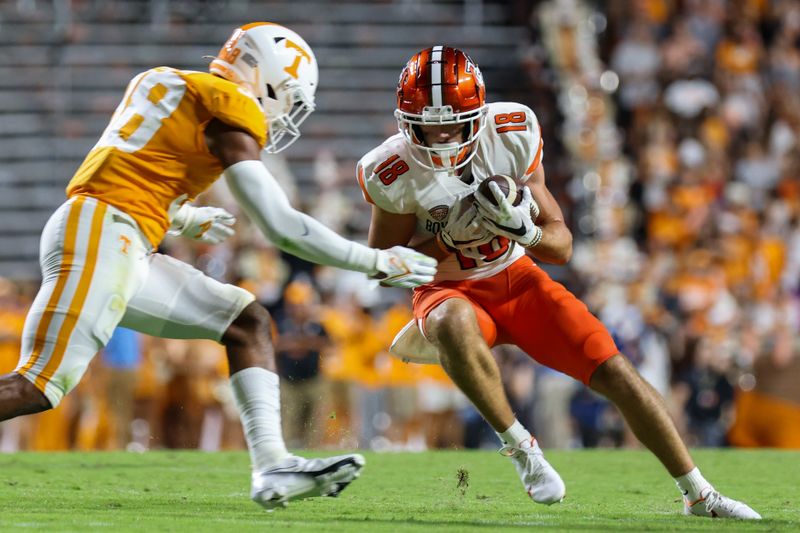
[1,0,799,455]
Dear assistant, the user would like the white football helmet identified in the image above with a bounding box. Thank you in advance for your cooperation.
[210,22,318,153]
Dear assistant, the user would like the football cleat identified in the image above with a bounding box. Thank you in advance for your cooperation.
[684,487,761,520]
[500,437,566,505]
[251,453,365,511]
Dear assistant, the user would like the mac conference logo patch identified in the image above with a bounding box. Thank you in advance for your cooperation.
[428,205,449,221]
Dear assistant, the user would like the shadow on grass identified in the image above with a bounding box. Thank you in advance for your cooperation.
[264,515,795,532]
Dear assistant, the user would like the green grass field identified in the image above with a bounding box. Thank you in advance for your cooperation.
[0,449,796,532]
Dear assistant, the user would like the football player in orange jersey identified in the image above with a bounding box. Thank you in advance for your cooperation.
[0,23,438,510]
[358,46,759,519]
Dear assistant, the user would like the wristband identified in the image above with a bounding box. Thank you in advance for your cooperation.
[525,226,543,248]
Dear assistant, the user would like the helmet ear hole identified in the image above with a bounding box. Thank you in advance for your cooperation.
[266,84,277,100]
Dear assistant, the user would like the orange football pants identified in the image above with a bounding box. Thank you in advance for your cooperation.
[413,255,618,385]
[728,390,800,449]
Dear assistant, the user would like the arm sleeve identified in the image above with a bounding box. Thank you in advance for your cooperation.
[225,160,379,274]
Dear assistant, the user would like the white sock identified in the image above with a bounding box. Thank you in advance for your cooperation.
[230,367,289,472]
[675,467,711,501]
[496,419,535,448]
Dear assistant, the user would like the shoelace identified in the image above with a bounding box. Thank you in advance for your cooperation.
[703,490,737,514]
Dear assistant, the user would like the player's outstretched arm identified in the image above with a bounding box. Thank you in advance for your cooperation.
[205,119,437,287]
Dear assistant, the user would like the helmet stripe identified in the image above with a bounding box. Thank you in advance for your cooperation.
[430,45,444,107]
[240,22,275,30]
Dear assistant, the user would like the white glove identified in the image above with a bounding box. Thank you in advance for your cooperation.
[439,197,494,251]
[167,204,236,244]
[371,246,438,288]
[475,182,542,247]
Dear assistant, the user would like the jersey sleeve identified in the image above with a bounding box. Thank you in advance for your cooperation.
[356,149,415,214]
[489,103,544,182]
[190,73,268,148]
[522,109,544,177]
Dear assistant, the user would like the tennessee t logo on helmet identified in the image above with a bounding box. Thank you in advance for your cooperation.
[395,46,488,172]
[210,22,318,153]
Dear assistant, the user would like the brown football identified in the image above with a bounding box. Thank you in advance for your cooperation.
[475,174,524,207]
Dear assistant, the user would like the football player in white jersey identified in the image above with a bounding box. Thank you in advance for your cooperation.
[357,46,759,519]
[0,23,438,510]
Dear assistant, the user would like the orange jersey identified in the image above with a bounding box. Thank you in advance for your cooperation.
[66,67,266,247]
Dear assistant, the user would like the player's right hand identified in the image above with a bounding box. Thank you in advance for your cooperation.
[168,204,237,244]
[371,246,438,288]
[475,183,541,247]
[439,198,494,251]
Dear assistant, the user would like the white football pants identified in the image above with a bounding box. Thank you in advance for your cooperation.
[15,196,254,407]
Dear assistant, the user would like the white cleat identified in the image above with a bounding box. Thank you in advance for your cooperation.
[684,487,761,520]
[500,437,566,505]
[251,453,365,511]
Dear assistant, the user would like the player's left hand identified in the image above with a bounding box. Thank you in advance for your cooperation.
[372,246,438,288]
[168,204,236,244]
[475,182,542,247]
[439,197,494,251]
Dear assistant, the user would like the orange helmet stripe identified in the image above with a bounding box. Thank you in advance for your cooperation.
[240,22,276,30]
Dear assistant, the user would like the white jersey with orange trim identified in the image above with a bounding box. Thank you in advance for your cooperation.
[66,67,267,248]
[357,102,543,282]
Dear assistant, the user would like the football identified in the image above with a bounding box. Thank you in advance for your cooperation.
[475,174,524,207]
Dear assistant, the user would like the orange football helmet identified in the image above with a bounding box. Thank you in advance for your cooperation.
[395,46,488,172]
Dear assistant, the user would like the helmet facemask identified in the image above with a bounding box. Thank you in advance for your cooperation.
[260,78,315,153]
[396,105,487,172]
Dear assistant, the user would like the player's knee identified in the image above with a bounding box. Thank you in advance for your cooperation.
[223,302,273,348]
[426,299,476,342]
[590,354,641,398]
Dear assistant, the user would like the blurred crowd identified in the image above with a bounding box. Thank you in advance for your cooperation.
[517,0,800,449]
[1,0,799,453]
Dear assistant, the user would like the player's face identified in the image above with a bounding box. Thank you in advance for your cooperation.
[417,123,465,147]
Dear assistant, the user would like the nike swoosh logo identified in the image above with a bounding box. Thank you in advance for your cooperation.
[490,219,527,237]
[300,220,309,237]
[451,237,488,246]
